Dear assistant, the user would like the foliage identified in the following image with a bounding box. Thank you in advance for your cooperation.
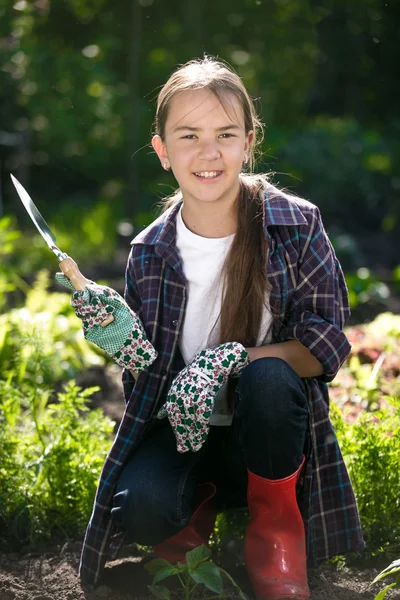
[345,269,390,310]
[330,313,400,417]
[0,379,114,549]
[330,396,400,552]
[276,117,399,237]
[372,559,400,599]
[0,215,29,309]
[7,197,121,280]
[329,315,400,554]
[1,0,399,275]
[0,268,115,549]
[0,268,107,385]
[145,545,247,600]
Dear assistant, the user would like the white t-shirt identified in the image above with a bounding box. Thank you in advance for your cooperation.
[175,205,272,426]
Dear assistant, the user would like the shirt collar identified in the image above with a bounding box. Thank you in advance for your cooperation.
[263,193,308,228]
[131,192,308,248]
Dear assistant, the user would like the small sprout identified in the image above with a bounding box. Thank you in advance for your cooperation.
[145,544,247,600]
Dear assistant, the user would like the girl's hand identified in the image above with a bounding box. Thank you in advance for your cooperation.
[157,342,250,453]
[55,273,157,373]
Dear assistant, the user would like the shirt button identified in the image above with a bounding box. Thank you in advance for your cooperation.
[172,320,179,327]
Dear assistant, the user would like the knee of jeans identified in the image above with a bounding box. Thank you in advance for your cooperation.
[239,356,300,393]
[237,357,305,417]
[111,480,186,545]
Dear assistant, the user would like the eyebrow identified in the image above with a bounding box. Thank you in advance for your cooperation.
[172,124,242,133]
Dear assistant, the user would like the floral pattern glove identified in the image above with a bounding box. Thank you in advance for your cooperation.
[157,342,250,453]
[55,273,157,372]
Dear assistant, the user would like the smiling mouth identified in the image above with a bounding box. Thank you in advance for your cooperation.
[193,171,223,179]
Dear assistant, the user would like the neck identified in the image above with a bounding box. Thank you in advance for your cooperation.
[181,202,237,238]
[180,190,240,238]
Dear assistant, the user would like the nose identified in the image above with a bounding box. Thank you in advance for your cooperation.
[198,140,221,161]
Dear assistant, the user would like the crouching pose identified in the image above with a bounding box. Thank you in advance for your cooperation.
[60,57,364,599]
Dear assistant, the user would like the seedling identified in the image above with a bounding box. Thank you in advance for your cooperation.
[145,544,247,600]
[372,558,400,599]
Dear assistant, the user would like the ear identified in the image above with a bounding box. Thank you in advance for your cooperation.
[245,130,255,153]
[152,135,169,167]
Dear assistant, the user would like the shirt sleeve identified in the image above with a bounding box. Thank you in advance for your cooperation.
[124,246,143,315]
[122,246,143,402]
[281,207,351,383]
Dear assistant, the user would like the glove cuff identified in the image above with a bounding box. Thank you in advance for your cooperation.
[112,330,158,372]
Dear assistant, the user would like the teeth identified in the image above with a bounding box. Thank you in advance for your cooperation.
[195,171,220,178]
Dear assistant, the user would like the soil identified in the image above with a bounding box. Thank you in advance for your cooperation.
[0,542,398,600]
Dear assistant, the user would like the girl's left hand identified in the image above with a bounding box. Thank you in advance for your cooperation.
[157,342,250,453]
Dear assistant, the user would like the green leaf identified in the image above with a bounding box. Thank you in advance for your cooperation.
[153,565,184,584]
[144,558,171,576]
[147,584,171,600]
[218,566,248,600]
[373,559,400,583]
[373,582,396,600]
[189,561,223,593]
[185,544,212,571]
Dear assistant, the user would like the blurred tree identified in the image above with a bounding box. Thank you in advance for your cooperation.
[308,1,400,128]
[0,0,398,268]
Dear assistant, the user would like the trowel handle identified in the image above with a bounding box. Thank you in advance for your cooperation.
[58,256,114,327]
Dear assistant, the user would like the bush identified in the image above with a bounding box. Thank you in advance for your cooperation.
[331,396,400,553]
[0,269,115,550]
[0,269,106,386]
[275,118,398,239]
[0,379,114,550]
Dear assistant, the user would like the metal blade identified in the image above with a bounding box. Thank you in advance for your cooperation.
[10,174,66,260]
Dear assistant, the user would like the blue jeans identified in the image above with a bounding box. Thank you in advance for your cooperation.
[111,357,309,545]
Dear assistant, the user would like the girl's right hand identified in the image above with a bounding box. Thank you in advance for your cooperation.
[55,273,157,373]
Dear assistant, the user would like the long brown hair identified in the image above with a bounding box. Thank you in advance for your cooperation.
[154,56,274,347]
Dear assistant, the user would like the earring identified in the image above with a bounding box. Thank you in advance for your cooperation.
[163,162,169,171]
[243,155,248,164]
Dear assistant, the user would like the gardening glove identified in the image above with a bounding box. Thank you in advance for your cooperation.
[157,342,250,453]
[55,273,157,372]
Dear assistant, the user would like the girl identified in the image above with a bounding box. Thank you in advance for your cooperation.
[67,57,365,599]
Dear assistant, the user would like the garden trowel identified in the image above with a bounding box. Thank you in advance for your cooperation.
[10,173,114,326]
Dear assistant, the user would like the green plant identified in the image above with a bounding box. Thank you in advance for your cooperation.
[0,215,29,309]
[331,313,400,415]
[0,269,106,387]
[145,545,247,600]
[0,264,117,550]
[345,269,390,310]
[372,558,400,599]
[330,396,400,552]
[0,379,114,549]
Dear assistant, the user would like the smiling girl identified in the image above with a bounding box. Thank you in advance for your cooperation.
[77,57,365,599]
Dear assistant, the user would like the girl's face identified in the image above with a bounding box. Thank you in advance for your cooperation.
[152,88,253,209]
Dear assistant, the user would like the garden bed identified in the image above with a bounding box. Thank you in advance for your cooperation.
[0,544,392,600]
[1,311,399,600]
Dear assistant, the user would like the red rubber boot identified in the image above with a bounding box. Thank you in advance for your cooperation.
[153,482,217,563]
[245,457,310,600]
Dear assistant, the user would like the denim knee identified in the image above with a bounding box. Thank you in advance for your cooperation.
[235,357,309,478]
[111,471,190,545]
[236,357,307,422]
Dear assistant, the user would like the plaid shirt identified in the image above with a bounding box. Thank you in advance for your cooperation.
[79,193,365,584]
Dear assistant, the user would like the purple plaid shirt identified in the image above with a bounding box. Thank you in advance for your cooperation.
[79,192,364,584]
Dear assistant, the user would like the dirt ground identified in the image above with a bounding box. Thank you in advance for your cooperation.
[1,541,398,600]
